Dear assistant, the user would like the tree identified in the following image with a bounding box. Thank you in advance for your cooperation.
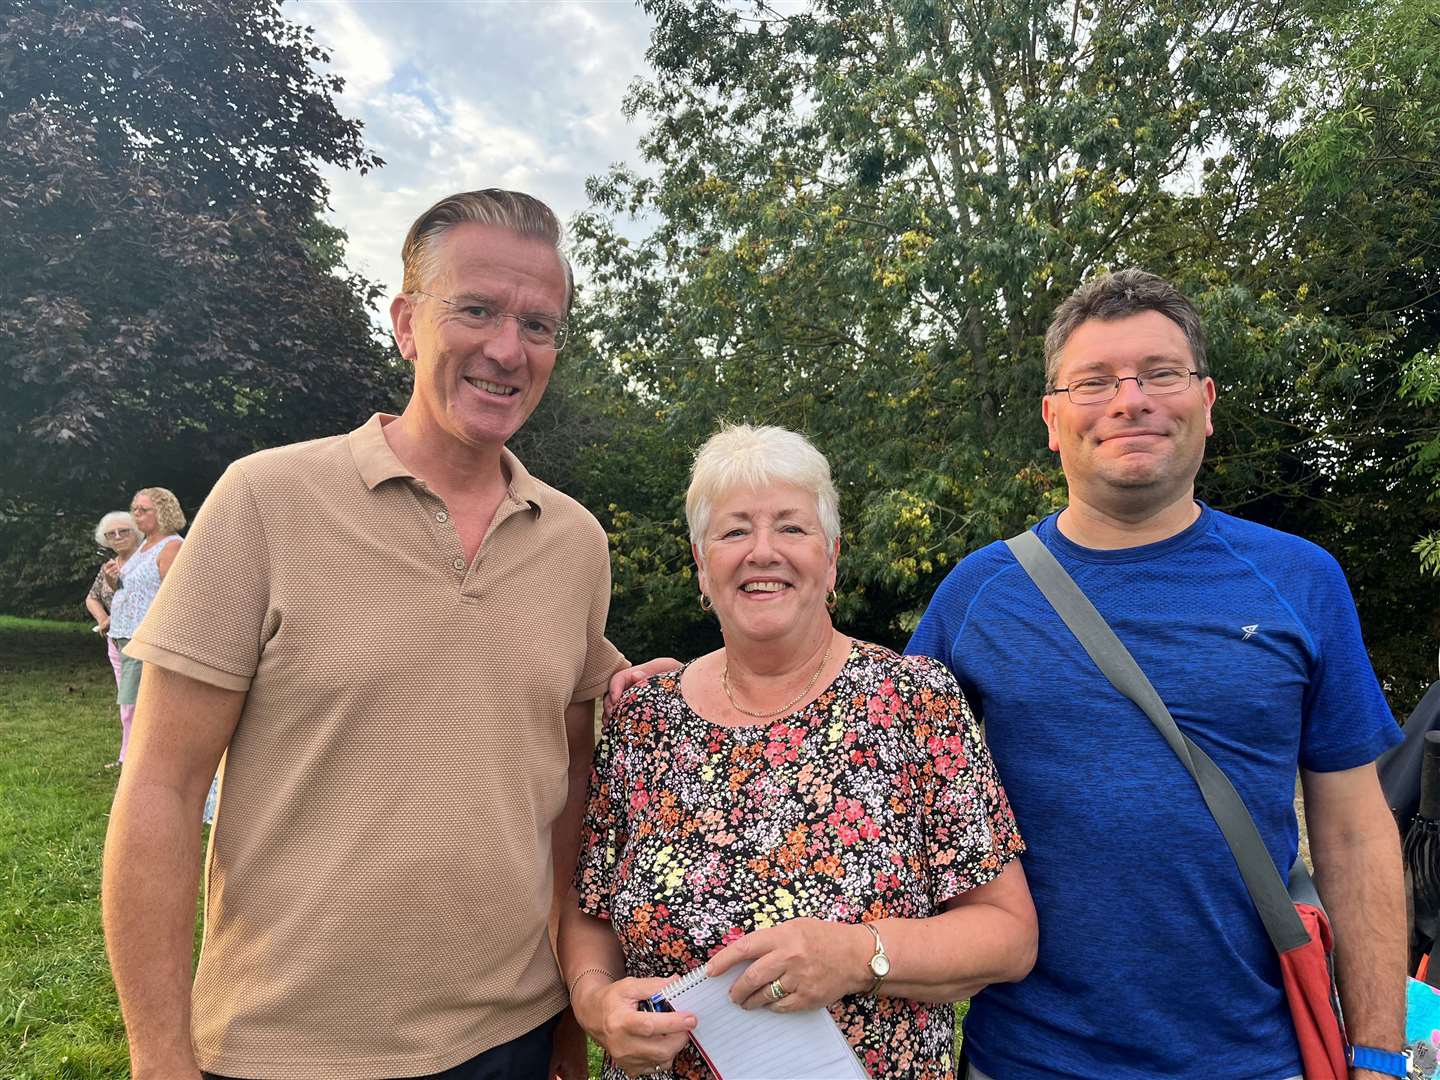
[561,0,1438,706]
[0,0,406,610]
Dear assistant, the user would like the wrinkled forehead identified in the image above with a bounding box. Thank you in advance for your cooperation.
[710,482,822,522]
[430,223,568,311]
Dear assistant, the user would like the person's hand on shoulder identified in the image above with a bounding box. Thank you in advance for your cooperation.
[604,658,684,717]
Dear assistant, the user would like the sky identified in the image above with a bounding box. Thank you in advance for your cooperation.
[282,0,659,310]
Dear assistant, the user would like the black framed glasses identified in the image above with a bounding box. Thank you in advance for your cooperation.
[411,291,569,351]
[1047,368,1201,404]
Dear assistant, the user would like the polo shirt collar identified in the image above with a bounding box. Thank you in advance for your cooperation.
[348,413,544,514]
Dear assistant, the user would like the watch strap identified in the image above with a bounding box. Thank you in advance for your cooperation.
[862,921,887,993]
[1347,1044,1409,1077]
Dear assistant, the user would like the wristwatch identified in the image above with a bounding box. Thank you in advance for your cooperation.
[1346,1044,1409,1077]
[862,921,889,994]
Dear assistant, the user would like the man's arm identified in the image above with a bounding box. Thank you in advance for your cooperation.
[547,699,599,1080]
[102,664,245,1080]
[1300,763,1405,1074]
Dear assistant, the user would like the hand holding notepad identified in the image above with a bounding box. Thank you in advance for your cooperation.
[646,961,869,1080]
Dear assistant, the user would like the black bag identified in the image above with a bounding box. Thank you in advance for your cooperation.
[1380,680,1440,833]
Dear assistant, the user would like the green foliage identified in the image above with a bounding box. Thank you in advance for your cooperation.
[0,1,407,610]
[542,0,1440,708]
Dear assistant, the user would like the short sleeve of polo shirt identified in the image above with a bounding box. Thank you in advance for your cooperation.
[125,462,270,692]
[573,547,624,705]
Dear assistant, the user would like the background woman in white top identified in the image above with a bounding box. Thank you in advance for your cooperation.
[104,487,184,768]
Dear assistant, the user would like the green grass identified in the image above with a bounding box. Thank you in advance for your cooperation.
[0,618,963,1078]
[1,616,132,1079]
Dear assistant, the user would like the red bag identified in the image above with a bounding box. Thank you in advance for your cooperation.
[1278,902,1347,1080]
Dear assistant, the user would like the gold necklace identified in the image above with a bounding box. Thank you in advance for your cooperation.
[722,638,833,719]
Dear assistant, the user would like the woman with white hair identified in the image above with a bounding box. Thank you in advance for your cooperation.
[104,487,185,769]
[559,424,1037,1080]
[86,510,140,767]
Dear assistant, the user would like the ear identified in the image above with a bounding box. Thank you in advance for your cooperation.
[1042,393,1061,454]
[827,536,840,591]
[390,293,418,363]
[1201,375,1217,437]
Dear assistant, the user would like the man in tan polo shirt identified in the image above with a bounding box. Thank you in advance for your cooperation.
[102,190,646,1080]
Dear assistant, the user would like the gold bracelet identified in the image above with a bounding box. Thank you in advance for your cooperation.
[566,966,616,998]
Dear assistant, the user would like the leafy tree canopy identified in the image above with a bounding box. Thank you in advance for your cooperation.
[553,0,1439,707]
[0,0,406,608]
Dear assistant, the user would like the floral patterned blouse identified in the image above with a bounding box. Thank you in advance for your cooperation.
[575,639,1025,1080]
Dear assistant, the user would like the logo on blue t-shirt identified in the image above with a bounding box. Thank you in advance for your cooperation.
[1241,624,1259,640]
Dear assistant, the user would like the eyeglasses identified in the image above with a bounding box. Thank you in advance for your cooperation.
[411,291,569,351]
[1047,367,1202,404]
[103,529,134,538]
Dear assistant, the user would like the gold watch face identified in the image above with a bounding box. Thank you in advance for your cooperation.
[870,953,891,978]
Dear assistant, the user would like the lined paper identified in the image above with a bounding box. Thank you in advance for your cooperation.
[664,963,869,1079]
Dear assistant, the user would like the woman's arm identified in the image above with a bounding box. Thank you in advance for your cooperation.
[86,594,110,631]
[155,537,182,579]
[709,860,1037,1010]
[557,900,696,1075]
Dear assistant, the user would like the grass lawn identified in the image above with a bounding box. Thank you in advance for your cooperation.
[1,617,965,1078]
[1,616,133,1079]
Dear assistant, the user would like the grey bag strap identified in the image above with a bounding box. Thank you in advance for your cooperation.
[1005,529,1313,953]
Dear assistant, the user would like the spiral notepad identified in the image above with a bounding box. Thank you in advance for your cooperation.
[654,961,869,1079]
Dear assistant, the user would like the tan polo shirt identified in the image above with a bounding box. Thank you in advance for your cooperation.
[127,414,624,1079]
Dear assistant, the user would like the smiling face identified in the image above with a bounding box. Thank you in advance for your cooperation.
[129,494,159,539]
[695,482,839,647]
[390,222,567,453]
[1042,310,1217,514]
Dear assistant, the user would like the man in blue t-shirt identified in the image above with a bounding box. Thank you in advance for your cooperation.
[907,269,1405,1080]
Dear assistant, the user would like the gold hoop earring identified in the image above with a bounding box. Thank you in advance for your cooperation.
[826,589,838,611]
[700,593,713,613]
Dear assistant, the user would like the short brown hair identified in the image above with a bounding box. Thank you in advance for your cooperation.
[400,189,573,309]
[134,487,186,534]
[1044,269,1207,387]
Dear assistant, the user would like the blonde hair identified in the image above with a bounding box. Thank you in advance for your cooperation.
[686,424,840,555]
[133,487,186,535]
[400,189,573,309]
[93,511,138,547]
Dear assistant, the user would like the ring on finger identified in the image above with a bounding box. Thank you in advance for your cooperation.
[769,977,789,1002]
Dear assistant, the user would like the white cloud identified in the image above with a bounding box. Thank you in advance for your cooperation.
[299,0,394,103]
[284,0,658,315]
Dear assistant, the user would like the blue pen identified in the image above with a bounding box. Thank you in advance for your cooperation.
[640,991,674,1013]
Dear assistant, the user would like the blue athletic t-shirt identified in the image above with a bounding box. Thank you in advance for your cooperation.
[906,505,1400,1080]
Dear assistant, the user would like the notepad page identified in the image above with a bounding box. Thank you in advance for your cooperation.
[666,963,869,1080]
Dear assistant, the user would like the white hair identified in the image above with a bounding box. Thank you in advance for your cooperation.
[93,510,137,547]
[686,424,841,555]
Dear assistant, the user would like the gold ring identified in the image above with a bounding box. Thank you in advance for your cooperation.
[769,978,788,1001]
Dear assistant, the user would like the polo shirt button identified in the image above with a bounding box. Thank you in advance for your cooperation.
[452,557,465,571]
[435,511,448,522]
